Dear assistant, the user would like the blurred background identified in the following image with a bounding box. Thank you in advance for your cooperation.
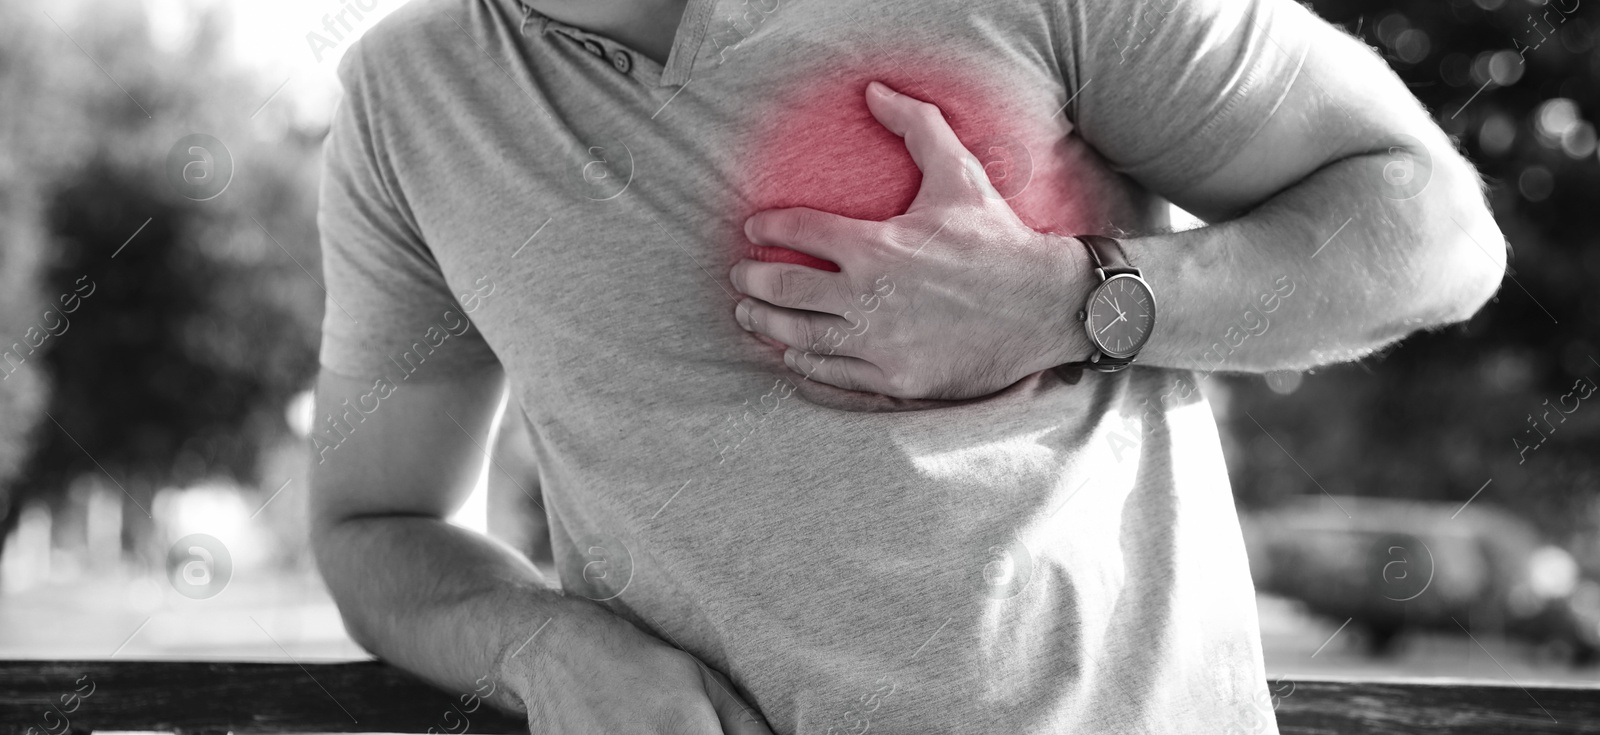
[0,0,1596,688]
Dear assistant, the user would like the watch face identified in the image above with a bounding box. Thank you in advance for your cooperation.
[1085,274,1155,359]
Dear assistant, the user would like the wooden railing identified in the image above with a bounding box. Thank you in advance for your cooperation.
[2,660,1596,734]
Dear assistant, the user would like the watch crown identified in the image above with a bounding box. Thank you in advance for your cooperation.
[1077,309,1086,322]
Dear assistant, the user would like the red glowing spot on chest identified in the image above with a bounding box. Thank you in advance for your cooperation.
[739,62,1119,271]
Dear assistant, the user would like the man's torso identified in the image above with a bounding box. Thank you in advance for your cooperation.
[327,0,1278,731]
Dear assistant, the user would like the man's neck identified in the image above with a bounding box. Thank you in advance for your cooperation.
[528,0,691,66]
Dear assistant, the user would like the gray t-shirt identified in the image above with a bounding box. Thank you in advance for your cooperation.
[316,0,1313,732]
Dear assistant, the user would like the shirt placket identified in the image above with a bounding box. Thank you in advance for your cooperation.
[515,0,721,89]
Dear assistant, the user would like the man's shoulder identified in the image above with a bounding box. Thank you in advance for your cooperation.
[337,0,505,91]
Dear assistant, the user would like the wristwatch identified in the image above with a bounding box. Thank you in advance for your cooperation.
[1064,235,1156,373]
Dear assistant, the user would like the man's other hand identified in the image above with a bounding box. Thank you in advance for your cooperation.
[729,81,1091,400]
[508,601,774,734]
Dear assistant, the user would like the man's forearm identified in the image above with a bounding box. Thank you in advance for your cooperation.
[312,514,580,715]
[1109,143,1506,375]
[726,87,1510,398]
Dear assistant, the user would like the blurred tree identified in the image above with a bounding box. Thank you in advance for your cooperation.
[0,0,324,564]
[0,0,84,553]
[1226,0,1600,565]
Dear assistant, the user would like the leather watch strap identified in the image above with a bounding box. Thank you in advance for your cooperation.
[1078,234,1137,276]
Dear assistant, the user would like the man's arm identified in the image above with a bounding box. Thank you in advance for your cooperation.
[308,367,772,733]
[309,366,545,711]
[1115,17,1505,373]
[724,7,1505,398]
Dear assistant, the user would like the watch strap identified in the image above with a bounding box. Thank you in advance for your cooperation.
[1072,352,1136,372]
[1078,234,1138,277]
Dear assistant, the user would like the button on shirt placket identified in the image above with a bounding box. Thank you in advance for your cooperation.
[574,36,635,78]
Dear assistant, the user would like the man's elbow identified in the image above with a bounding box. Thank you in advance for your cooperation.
[305,513,387,656]
[1413,155,1507,328]
[1448,219,1508,326]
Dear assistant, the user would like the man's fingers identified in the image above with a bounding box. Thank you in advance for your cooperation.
[730,260,853,314]
[700,666,774,735]
[864,81,982,197]
[784,349,892,394]
[744,207,869,267]
[736,298,864,358]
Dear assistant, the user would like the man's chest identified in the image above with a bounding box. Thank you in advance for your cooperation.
[391,10,1164,364]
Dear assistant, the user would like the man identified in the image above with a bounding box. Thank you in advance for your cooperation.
[308,0,1505,732]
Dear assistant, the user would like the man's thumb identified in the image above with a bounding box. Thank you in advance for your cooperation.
[864,81,989,202]
[700,665,775,735]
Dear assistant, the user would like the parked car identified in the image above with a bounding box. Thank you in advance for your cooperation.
[1242,495,1600,663]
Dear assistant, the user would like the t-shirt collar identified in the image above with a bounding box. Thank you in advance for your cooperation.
[660,0,718,86]
[513,0,717,88]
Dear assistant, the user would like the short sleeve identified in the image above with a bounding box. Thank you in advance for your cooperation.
[1061,0,1315,194]
[316,42,500,380]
